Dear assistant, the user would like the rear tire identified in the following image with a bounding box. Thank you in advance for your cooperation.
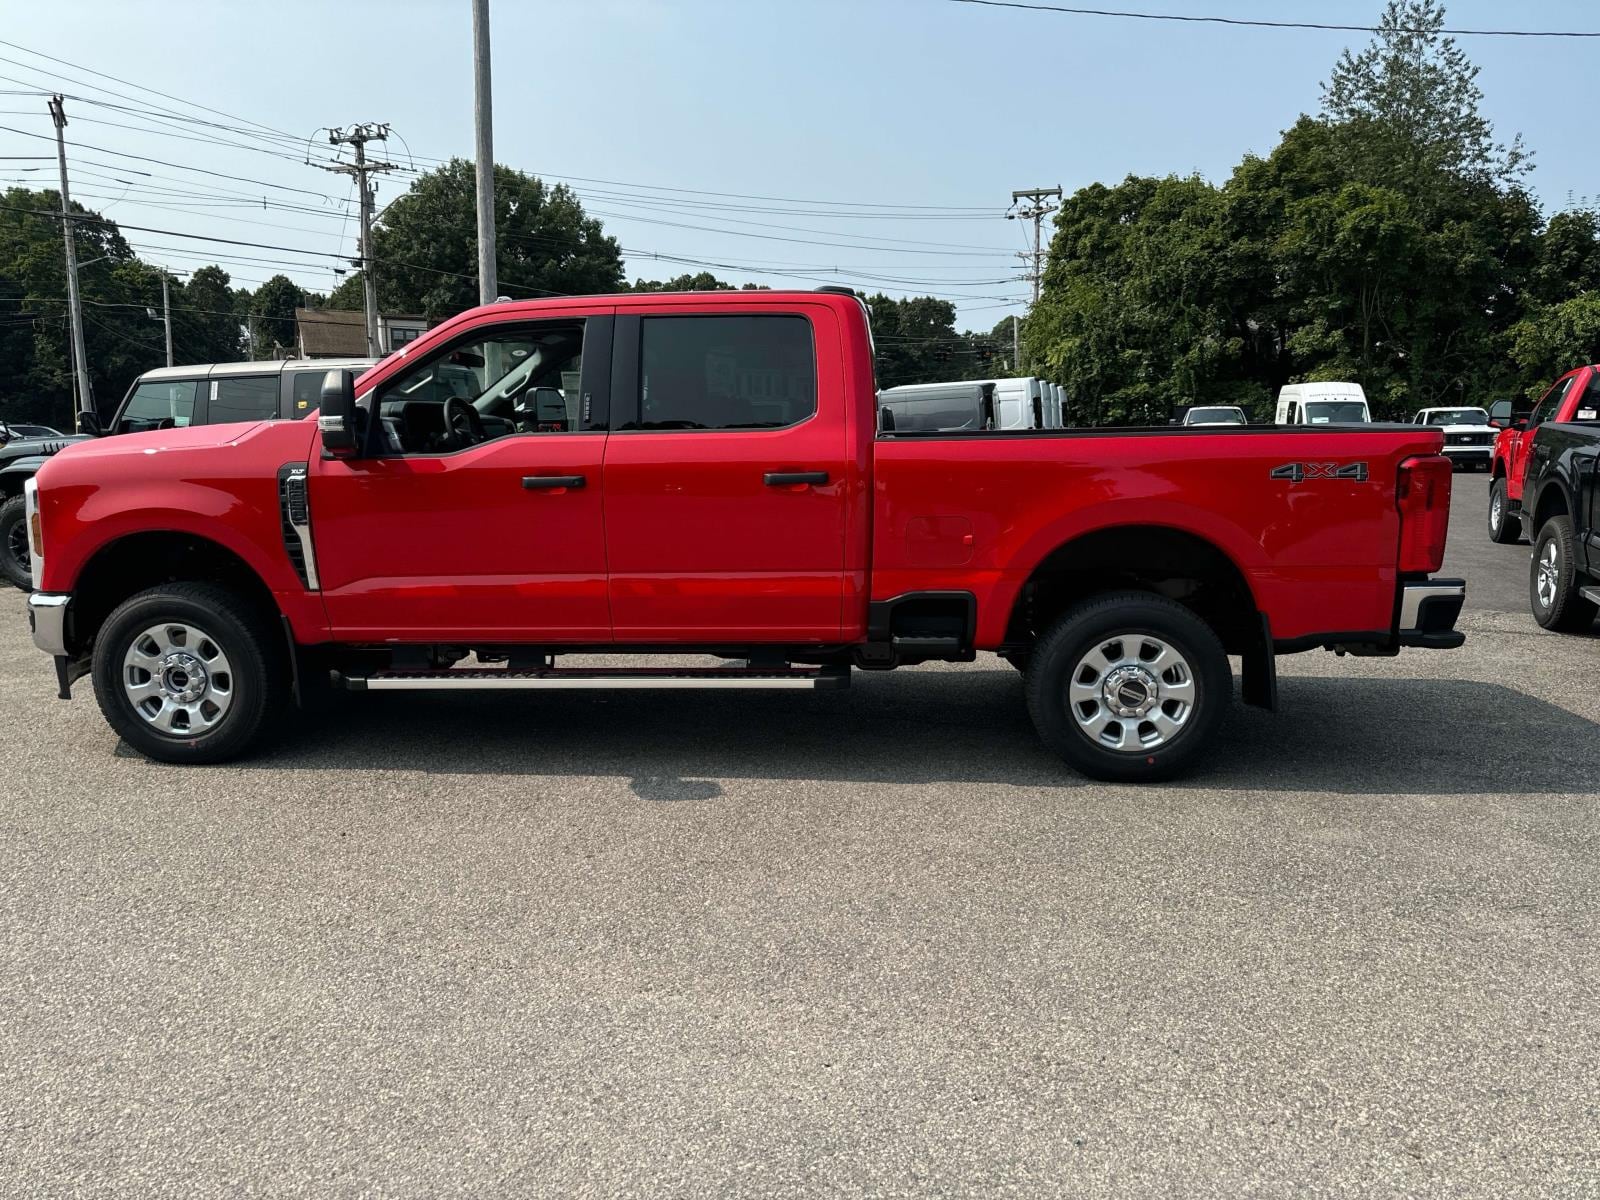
[0,494,32,590]
[1529,515,1598,633]
[1024,592,1229,782]
[1486,478,1520,544]
[91,582,287,763]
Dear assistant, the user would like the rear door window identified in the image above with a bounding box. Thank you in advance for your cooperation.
[630,315,816,431]
[209,375,281,424]
[117,379,198,433]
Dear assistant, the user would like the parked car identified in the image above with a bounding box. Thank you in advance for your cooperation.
[1487,366,1597,544]
[1411,406,1497,471]
[1182,406,1247,427]
[25,289,1463,781]
[1275,382,1371,425]
[0,358,376,590]
[1516,404,1600,631]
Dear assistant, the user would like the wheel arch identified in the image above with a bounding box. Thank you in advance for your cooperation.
[1003,522,1265,670]
[65,530,281,657]
[1530,478,1572,535]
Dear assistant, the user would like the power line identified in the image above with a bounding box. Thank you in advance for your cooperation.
[944,0,1600,37]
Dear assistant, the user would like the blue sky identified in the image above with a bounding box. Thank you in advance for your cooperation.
[1,0,1594,330]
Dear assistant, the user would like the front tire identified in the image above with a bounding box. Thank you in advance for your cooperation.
[1024,592,1230,782]
[91,582,286,763]
[1486,478,1520,544]
[0,494,32,590]
[1530,516,1598,633]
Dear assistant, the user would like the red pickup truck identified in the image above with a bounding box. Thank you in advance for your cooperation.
[23,289,1464,781]
[1487,365,1600,542]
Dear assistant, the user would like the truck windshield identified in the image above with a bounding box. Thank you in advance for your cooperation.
[1304,401,1368,424]
[1425,408,1488,425]
[1186,407,1244,423]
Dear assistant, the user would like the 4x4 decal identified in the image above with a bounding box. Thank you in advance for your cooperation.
[1270,461,1370,483]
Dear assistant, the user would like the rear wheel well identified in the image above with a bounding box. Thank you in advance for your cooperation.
[1006,526,1261,657]
[68,532,279,655]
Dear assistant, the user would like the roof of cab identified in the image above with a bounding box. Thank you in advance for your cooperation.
[134,357,379,382]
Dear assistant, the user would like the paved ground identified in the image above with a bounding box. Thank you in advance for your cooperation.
[1,472,1596,1198]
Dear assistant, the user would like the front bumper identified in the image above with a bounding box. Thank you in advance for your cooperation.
[1398,577,1465,648]
[1442,446,1492,463]
[28,591,70,656]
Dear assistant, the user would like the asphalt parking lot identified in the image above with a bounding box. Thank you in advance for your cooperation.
[1,472,1595,1198]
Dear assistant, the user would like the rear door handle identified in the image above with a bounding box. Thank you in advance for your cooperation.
[763,471,829,486]
[522,474,586,489]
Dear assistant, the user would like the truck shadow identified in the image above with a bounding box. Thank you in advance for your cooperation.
[256,668,1599,796]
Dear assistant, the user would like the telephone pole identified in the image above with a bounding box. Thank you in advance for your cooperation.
[160,274,173,367]
[47,95,93,426]
[324,124,397,357]
[1008,186,1062,305]
[472,0,497,305]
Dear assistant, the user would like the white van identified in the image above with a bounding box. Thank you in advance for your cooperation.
[986,377,1043,429]
[1275,382,1371,425]
[877,381,995,432]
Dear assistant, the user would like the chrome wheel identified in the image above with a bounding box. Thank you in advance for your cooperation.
[1535,539,1560,609]
[1488,490,1501,533]
[121,621,234,735]
[1067,634,1196,752]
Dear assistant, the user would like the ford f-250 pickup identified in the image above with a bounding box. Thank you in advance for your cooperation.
[1487,365,1598,544]
[23,289,1466,781]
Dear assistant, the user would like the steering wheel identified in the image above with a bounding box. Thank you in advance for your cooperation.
[441,396,486,450]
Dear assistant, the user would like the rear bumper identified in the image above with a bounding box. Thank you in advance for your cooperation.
[1397,577,1465,648]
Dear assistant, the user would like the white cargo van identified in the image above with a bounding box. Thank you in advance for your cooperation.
[1275,382,1371,425]
[876,381,995,432]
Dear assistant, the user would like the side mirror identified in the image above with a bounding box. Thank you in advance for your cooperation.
[0,420,10,443]
[878,405,896,433]
[318,369,359,455]
[75,410,102,437]
[1512,418,1529,432]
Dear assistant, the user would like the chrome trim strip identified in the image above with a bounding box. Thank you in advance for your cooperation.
[1399,581,1465,629]
[28,591,70,657]
[279,465,319,590]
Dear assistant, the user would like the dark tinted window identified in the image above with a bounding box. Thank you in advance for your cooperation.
[210,375,280,424]
[637,315,815,431]
[1528,377,1571,429]
[118,378,198,432]
[290,370,328,416]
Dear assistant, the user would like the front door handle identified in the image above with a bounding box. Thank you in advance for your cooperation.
[764,470,829,486]
[522,474,586,489]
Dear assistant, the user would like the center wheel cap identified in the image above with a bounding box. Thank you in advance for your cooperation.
[159,652,208,704]
[1102,664,1159,718]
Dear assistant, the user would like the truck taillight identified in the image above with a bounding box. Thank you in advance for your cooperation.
[1396,455,1451,573]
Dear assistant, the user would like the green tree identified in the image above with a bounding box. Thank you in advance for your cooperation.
[176,265,245,363]
[629,271,735,292]
[334,159,623,322]
[1321,0,1529,192]
[247,273,305,357]
[1510,295,1600,397]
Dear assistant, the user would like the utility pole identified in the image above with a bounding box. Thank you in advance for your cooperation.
[47,95,93,427]
[472,0,497,305]
[160,274,173,367]
[1008,186,1062,305]
[1012,314,1020,373]
[324,124,397,357]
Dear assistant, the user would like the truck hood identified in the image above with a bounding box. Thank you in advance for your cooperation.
[49,420,267,462]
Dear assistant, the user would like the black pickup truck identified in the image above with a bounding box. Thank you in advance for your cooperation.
[1521,415,1600,632]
